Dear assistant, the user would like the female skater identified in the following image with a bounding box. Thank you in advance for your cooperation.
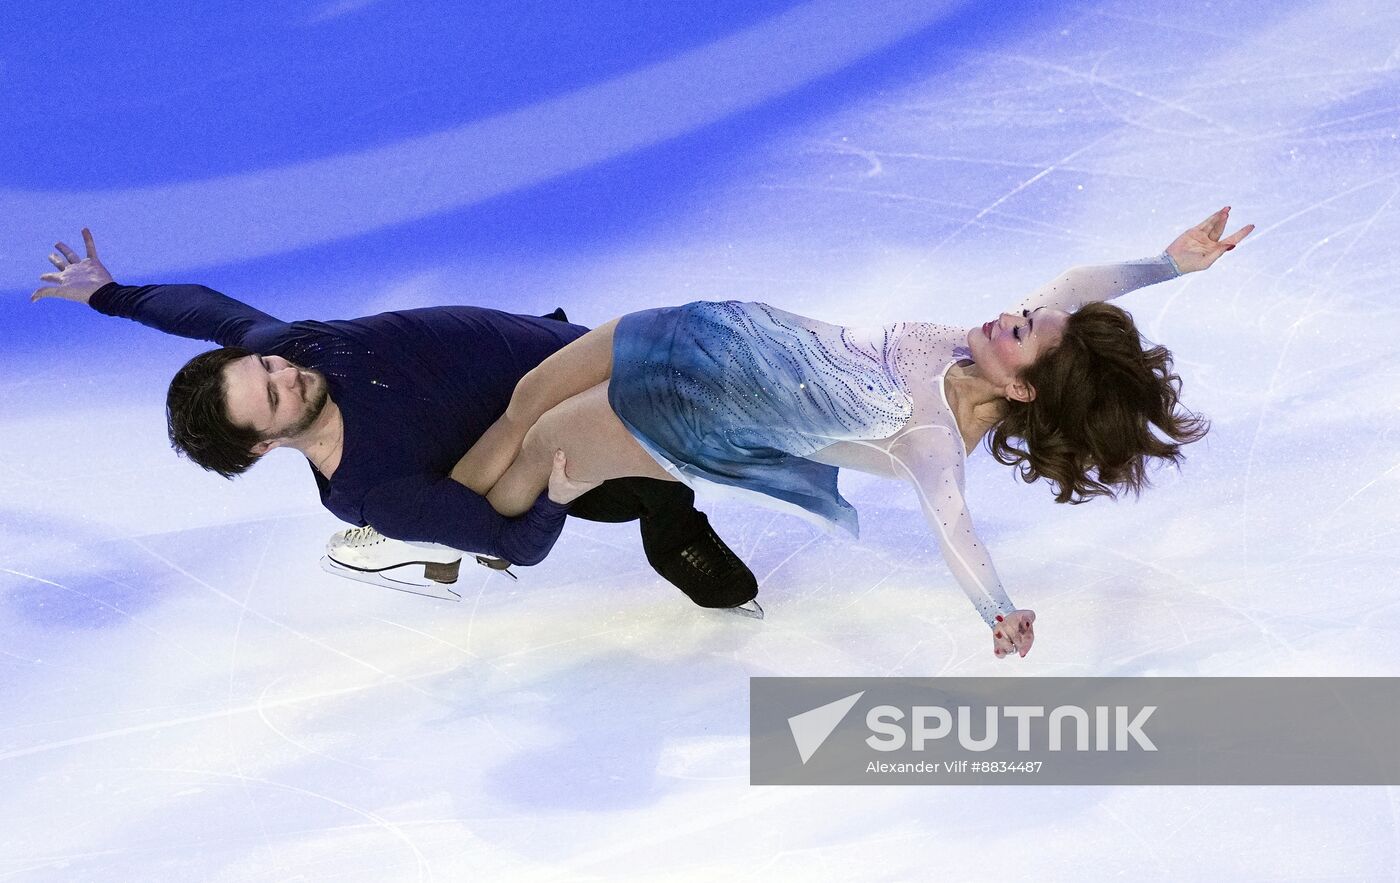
[451,208,1254,659]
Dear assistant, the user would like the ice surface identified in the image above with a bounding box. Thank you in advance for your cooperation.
[2,0,1398,879]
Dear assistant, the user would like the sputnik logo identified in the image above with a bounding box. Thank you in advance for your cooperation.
[787,691,864,764]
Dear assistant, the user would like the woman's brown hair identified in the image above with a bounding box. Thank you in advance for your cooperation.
[987,302,1209,504]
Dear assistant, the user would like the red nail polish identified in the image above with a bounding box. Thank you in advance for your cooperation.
[994,631,1002,638]
[995,615,1004,622]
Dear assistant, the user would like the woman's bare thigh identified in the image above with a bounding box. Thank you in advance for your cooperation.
[487,382,676,515]
[537,383,674,484]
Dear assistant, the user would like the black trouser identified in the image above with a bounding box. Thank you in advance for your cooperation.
[566,478,755,608]
[568,477,703,552]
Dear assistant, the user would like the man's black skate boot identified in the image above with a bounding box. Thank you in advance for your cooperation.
[641,511,761,616]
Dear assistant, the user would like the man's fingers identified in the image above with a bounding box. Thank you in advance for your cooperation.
[38,272,61,283]
[55,242,80,263]
[82,227,98,259]
[548,449,603,505]
[552,449,578,484]
[31,287,55,302]
[48,253,65,270]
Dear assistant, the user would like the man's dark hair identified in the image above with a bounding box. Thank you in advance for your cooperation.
[166,346,264,479]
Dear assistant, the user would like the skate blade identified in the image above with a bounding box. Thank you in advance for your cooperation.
[724,599,764,619]
[473,555,518,580]
[319,556,462,602]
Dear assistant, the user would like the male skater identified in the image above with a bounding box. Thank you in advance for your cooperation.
[32,229,760,613]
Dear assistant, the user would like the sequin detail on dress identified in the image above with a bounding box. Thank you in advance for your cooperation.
[607,254,1182,625]
[609,301,922,537]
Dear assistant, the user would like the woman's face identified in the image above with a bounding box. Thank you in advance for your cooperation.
[966,307,1070,401]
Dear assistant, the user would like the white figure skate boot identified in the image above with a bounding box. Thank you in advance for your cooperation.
[320,526,472,601]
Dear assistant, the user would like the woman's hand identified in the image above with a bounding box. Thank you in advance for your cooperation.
[993,609,1035,658]
[547,450,602,505]
[32,228,114,304]
[1165,207,1254,274]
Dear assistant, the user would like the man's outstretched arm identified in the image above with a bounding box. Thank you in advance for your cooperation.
[32,228,289,349]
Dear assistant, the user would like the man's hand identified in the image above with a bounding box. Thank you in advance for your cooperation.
[992,609,1035,659]
[1165,207,1254,274]
[547,450,602,505]
[31,228,114,305]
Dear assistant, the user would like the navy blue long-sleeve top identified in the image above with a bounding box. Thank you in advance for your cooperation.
[90,282,585,565]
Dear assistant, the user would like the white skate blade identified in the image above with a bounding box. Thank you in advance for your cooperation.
[319,556,462,602]
[724,599,764,619]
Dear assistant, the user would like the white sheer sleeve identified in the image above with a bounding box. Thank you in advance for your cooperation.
[1011,253,1181,315]
[890,427,1017,629]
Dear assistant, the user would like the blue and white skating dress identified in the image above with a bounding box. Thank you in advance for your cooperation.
[607,255,1180,627]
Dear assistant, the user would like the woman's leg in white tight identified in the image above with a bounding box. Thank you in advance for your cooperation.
[486,382,676,516]
[452,318,620,495]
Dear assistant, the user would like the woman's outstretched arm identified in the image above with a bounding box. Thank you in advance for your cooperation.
[450,318,620,494]
[1012,206,1254,315]
[887,427,1036,659]
[1010,253,1180,316]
